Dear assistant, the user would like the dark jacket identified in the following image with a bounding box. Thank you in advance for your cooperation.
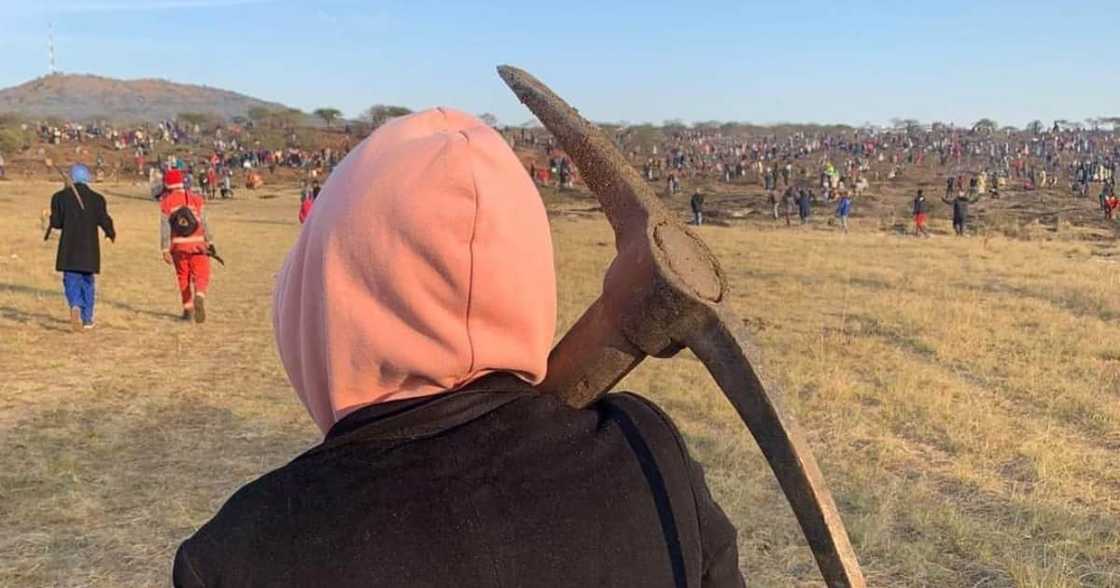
[173,376,743,588]
[782,188,796,210]
[691,192,705,213]
[798,191,812,217]
[942,195,979,221]
[912,196,928,215]
[50,183,115,273]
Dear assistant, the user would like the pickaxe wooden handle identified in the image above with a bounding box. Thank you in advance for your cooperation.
[498,65,865,587]
[43,158,87,241]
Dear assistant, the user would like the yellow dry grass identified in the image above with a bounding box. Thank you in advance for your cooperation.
[1,180,1118,587]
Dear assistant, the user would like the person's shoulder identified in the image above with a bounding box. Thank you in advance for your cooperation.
[80,184,106,199]
[593,391,670,418]
[174,459,297,584]
[591,392,690,453]
[178,451,307,558]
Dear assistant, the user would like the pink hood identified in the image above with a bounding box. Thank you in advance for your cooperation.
[273,108,556,434]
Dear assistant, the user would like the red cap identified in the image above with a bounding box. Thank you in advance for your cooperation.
[164,169,184,188]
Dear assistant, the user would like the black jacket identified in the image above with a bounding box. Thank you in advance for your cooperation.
[50,183,115,273]
[173,376,743,587]
[943,195,979,221]
[691,193,705,213]
[798,192,812,216]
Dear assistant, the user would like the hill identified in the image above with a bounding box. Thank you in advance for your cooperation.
[0,74,294,123]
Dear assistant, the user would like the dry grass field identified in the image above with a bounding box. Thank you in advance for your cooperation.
[1,179,1119,587]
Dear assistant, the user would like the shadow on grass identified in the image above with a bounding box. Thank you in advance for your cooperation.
[0,282,181,321]
[0,305,72,333]
[964,279,1118,323]
[0,398,313,586]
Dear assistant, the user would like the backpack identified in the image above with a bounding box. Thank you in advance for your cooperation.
[169,205,199,238]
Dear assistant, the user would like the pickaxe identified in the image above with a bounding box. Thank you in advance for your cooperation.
[498,65,866,587]
[207,243,226,266]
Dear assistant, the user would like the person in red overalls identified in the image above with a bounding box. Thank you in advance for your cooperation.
[159,169,213,323]
[298,181,320,224]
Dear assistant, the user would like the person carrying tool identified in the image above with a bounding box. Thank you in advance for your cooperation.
[49,164,116,331]
[159,169,214,323]
[172,109,743,587]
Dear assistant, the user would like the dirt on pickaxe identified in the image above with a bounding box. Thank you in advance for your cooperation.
[498,65,866,587]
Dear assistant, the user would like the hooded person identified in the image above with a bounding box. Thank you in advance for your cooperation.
[49,164,116,331]
[160,168,213,322]
[172,108,744,587]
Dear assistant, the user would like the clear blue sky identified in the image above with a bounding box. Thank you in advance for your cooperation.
[1,0,1116,127]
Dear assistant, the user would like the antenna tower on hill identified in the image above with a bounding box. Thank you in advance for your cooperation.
[48,20,57,75]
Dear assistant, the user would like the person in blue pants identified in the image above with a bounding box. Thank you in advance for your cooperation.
[63,272,97,326]
[49,164,116,331]
[835,193,852,233]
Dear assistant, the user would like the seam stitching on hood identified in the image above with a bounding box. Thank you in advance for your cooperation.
[462,129,480,376]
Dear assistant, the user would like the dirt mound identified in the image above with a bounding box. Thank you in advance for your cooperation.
[0,74,295,123]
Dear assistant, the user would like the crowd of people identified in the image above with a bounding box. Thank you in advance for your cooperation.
[11,117,351,194]
[624,121,1116,191]
[507,120,1120,235]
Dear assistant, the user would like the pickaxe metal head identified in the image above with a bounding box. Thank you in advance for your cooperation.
[498,65,865,588]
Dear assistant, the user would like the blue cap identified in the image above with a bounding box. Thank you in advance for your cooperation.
[70,164,92,184]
